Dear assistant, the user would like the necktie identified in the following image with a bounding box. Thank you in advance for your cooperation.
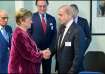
[1,27,9,42]
[58,25,66,48]
[41,14,47,33]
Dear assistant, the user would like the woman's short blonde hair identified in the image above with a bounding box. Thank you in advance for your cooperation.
[16,8,32,25]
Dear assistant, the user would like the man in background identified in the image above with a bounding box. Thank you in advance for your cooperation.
[70,4,91,50]
[0,10,12,73]
[28,0,57,74]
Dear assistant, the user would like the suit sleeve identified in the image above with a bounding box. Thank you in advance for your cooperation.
[68,28,86,73]
[49,17,57,56]
[83,19,91,49]
[10,27,12,46]
[15,33,43,63]
[7,25,13,49]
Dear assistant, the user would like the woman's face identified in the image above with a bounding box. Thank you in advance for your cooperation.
[22,17,32,29]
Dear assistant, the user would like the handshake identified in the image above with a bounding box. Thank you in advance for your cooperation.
[40,48,51,60]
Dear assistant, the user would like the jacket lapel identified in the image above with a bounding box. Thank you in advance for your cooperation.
[36,12,45,35]
[5,26,12,44]
[77,16,81,24]
[60,22,75,49]
[46,14,49,34]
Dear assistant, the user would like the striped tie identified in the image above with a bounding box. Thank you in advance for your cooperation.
[1,27,9,42]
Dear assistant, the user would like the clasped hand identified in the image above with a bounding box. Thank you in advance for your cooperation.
[40,48,51,60]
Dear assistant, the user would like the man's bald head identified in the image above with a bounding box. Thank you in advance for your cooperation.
[0,10,8,26]
[0,10,8,17]
[58,5,73,25]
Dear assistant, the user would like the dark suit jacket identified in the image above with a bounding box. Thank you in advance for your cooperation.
[28,12,57,55]
[0,25,12,73]
[56,22,86,74]
[77,16,91,49]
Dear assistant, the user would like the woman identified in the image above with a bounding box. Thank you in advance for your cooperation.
[8,8,50,73]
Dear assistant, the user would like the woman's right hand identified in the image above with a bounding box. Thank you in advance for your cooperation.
[40,49,51,59]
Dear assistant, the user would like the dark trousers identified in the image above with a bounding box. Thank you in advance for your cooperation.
[42,58,52,74]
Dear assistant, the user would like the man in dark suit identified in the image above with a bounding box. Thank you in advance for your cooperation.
[0,10,12,73]
[28,0,57,74]
[56,5,86,74]
[70,4,91,50]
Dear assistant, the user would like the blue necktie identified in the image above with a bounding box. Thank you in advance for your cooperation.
[1,28,9,42]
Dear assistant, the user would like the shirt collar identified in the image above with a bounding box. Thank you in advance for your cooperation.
[0,25,6,31]
[74,16,78,23]
[39,13,46,18]
[39,13,47,22]
[65,18,73,29]
[0,25,3,31]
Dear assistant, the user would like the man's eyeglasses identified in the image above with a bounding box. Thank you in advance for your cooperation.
[0,17,8,20]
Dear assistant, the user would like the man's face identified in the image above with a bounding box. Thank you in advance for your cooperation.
[37,1,47,14]
[0,11,8,27]
[58,9,69,25]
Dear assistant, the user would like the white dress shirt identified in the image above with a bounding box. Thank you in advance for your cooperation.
[39,13,47,23]
[0,25,3,31]
[60,19,73,45]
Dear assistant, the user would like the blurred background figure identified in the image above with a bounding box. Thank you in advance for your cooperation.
[0,10,12,73]
[28,0,57,74]
[70,4,91,51]
[8,8,51,73]
[98,1,105,16]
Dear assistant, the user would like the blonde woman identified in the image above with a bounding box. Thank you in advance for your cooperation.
[8,8,51,73]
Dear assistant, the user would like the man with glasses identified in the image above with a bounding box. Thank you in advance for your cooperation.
[0,10,12,73]
[28,0,57,74]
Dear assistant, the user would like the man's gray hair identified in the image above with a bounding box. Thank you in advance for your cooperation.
[59,5,74,17]
[70,4,79,17]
